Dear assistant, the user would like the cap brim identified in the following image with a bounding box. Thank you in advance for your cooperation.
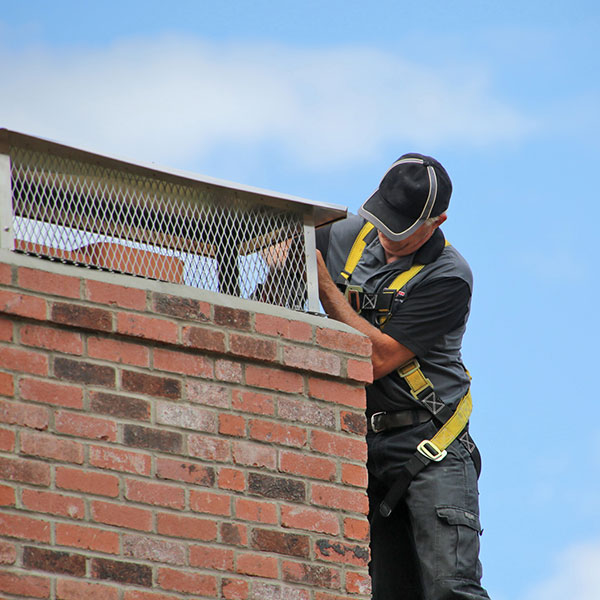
[358,189,426,241]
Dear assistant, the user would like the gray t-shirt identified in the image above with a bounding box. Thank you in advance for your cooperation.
[317,215,473,415]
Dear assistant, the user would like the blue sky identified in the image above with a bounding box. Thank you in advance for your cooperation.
[1,1,599,598]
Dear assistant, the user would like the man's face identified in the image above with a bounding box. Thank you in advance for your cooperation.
[377,214,447,263]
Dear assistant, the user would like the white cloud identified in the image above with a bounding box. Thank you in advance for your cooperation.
[522,539,600,600]
[0,34,535,169]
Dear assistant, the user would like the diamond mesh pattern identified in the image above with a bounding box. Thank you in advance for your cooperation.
[10,147,308,309]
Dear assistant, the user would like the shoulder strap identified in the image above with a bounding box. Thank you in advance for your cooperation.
[339,222,374,282]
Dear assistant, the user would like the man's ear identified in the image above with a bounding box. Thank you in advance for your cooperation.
[433,213,448,228]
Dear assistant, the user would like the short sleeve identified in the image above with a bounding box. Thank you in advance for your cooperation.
[381,277,471,356]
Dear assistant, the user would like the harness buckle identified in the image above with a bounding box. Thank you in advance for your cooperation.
[417,439,447,462]
[343,284,363,313]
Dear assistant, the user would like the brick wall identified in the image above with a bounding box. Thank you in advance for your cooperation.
[0,255,373,600]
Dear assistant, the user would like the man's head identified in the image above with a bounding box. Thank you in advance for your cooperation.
[358,153,452,242]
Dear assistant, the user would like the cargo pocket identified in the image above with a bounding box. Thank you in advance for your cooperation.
[435,506,483,581]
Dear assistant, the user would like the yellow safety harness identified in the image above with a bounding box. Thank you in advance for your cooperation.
[338,221,479,517]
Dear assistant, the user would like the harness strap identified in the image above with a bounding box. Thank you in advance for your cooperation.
[339,222,375,282]
[379,390,475,518]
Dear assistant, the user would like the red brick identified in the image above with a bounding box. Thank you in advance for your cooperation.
[0,346,48,375]
[252,528,310,558]
[124,425,183,454]
[24,546,86,576]
[278,397,336,428]
[56,466,119,497]
[154,347,213,377]
[157,513,217,541]
[186,380,229,407]
[0,512,50,542]
[342,463,368,488]
[283,344,341,376]
[0,456,50,486]
[0,571,50,598]
[232,440,276,470]
[0,399,49,430]
[56,523,120,554]
[0,427,15,451]
[86,279,147,310]
[308,378,366,409]
[249,419,307,448]
[234,498,277,525]
[22,489,85,520]
[236,552,278,579]
[90,391,150,421]
[0,263,11,284]
[220,522,248,546]
[156,401,217,432]
[20,323,83,354]
[124,591,181,600]
[0,370,13,396]
[222,578,249,600]
[281,505,339,535]
[282,561,341,589]
[56,578,119,600]
[0,316,13,342]
[0,539,17,564]
[311,483,369,515]
[190,490,231,516]
[90,445,151,475]
[341,410,366,435]
[158,567,218,596]
[122,370,181,400]
[279,450,336,481]
[189,434,231,462]
[88,336,149,367]
[20,431,84,463]
[0,483,15,506]
[54,357,115,387]
[19,377,83,409]
[219,414,246,437]
[346,570,371,595]
[182,325,226,353]
[91,557,152,586]
[215,359,243,383]
[217,467,245,492]
[0,289,47,320]
[117,312,178,344]
[254,313,313,342]
[123,534,186,566]
[214,305,251,330]
[51,302,113,332]
[248,472,306,503]
[228,333,277,362]
[190,544,235,571]
[311,430,367,461]
[55,410,117,441]
[92,500,153,532]
[156,458,215,486]
[344,517,369,541]
[231,389,275,415]
[346,358,373,383]
[18,267,80,298]
[126,479,185,509]
[245,364,304,394]
[316,327,371,356]
[152,293,211,321]
[315,538,369,567]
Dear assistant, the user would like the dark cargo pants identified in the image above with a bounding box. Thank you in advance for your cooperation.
[367,421,491,600]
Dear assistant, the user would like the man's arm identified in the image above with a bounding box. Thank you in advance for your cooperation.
[316,250,415,380]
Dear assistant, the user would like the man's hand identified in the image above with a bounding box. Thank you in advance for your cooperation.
[316,250,415,380]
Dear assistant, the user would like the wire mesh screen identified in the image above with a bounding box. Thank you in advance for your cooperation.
[9,146,308,310]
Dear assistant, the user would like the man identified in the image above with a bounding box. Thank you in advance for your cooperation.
[315,154,490,600]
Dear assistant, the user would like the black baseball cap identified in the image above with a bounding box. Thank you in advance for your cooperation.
[358,153,452,241]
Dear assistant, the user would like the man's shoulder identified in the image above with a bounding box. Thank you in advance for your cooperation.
[430,242,473,287]
[329,214,368,247]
